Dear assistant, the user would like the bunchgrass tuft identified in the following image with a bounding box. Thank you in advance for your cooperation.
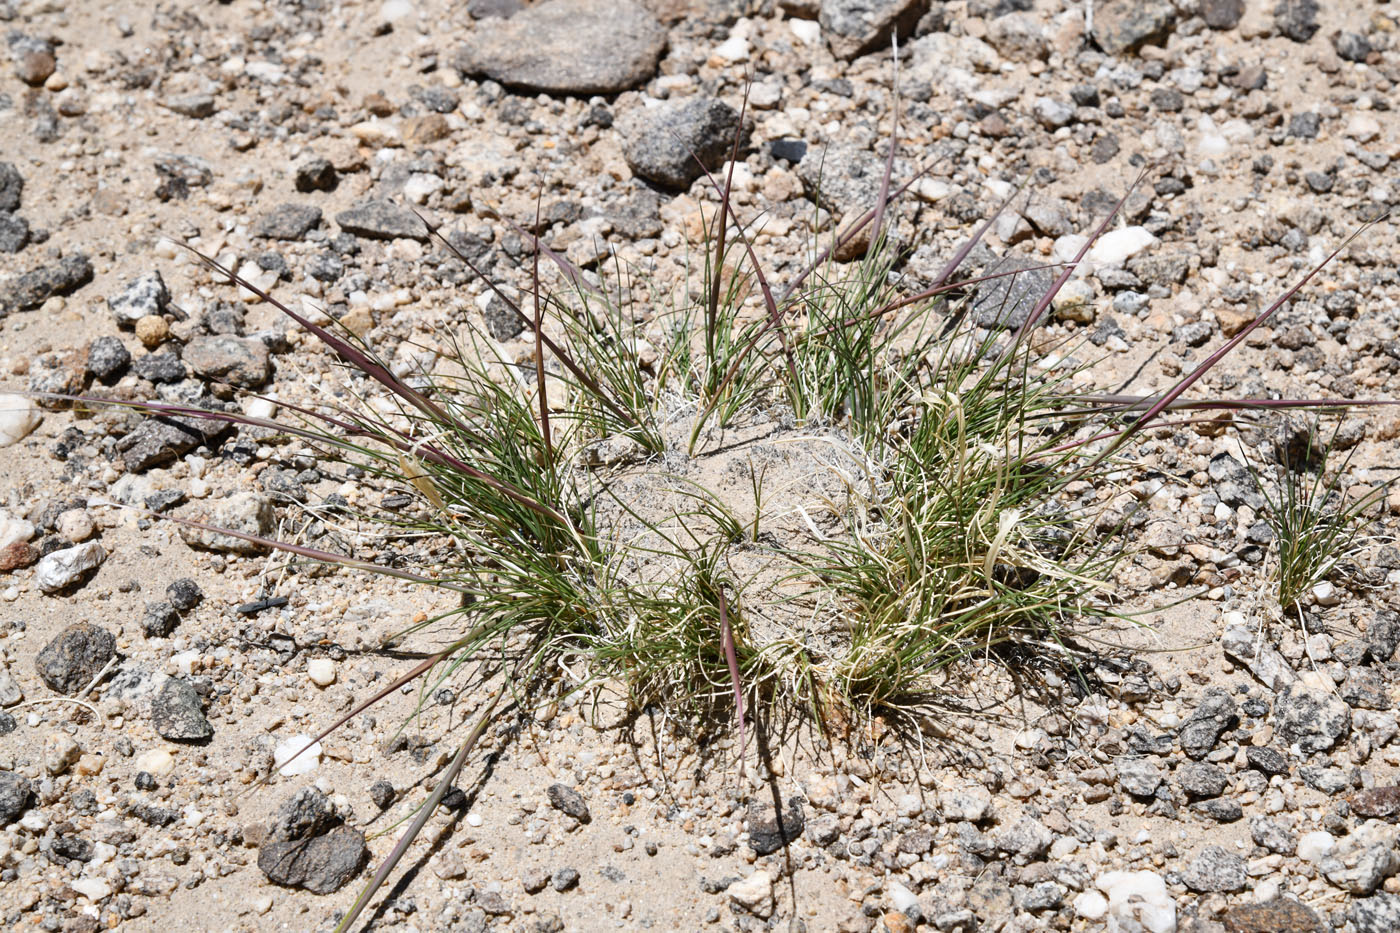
[70,91,1398,930]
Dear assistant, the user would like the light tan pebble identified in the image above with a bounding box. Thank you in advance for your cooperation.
[43,733,82,775]
[135,315,170,348]
[135,747,176,776]
[56,509,95,543]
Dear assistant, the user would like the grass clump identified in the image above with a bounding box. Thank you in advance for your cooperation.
[107,100,1395,929]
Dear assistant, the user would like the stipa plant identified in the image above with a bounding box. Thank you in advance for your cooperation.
[1252,423,1393,612]
[72,100,1398,929]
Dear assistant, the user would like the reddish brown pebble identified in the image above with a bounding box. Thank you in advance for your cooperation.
[1222,898,1325,933]
[0,541,37,572]
[1351,786,1400,821]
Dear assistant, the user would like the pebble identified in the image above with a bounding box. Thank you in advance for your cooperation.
[547,783,591,823]
[0,773,29,825]
[620,97,745,190]
[0,394,41,447]
[34,540,107,593]
[182,334,272,388]
[274,735,322,776]
[307,658,336,687]
[253,203,323,241]
[727,870,774,919]
[152,677,214,741]
[1274,675,1351,753]
[107,271,170,329]
[178,492,275,553]
[135,748,176,777]
[34,622,115,693]
[335,199,429,241]
[1095,870,1175,933]
[451,0,666,94]
[43,732,82,775]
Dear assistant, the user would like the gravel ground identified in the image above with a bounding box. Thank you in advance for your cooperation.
[2,1,1400,932]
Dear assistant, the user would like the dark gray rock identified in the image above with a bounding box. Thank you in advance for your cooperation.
[141,601,179,639]
[335,200,429,241]
[153,154,213,201]
[182,335,272,389]
[369,780,395,810]
[166,578,203,611]
[164,94,216,119]
[1343,669,1393,711]
[294,157,337,193]
[1183,845,1247,892]
[602,189,663,239]
[481,293,524,342]
[994,816,1052,861]
[116,414,227,472]
[86,336,131,382]
[0,161,22,212]
[1116,758,1163,797]
[1299,766,1350,795]
[552,867,580,891]
[821,0,927,60]
[9,34,55,86]
[108,271,170,328]
[1200,0,1244,30]
[1177,762,1228,798]
[1090,0,1176,55]
[0,770,34,823]
[34,623,116,694]
[796,143,909,222]
[1192,798,1243,822]
[1289,112,1321,139]
[1334,32,1372,63]
[1352,894,1400,933]
[1250,816,1297,855]
[971,255,1056,330]
[547,783,591,823]
[1275,681,1350,753]
[259,825,367,894]
[270,788,337,842]
[748,797,805,855]
[1366,611,1400,662]
[131,351,186,384]
[1,253,93,314]
[1179,688,1238,758]
[620,98,745,190]
[152,677,212,741]
[1274,0,1319,43]
[253,203,322,241]
[452,0,666,95]
[0,212,28,253]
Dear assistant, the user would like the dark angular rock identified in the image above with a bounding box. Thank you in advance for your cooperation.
[86,336,131,382]
[481,293,524,341]
[1341,669,1391,710]
[1245,746,1289,776]
[970,254,1055,330]
[452,0,666,95]
[1179,688,1239,759]
[747,797,805,855]
[294,157,338,193]
[1224,898,1324,933]
[1274,680,1350,754]
[1090,0,1176,55]
[1192,798,1243,822]
[253,203,323,240]
[34,623,116,694]
[821,0,927,60]
[1299,766,1349,795]
[0,770,34,823]
[152,677,213,741]
[1365,611,1400,662]
[141,601,179,638]
[1274,0,1318,43]
[1200,0,1245,30]
[1,253,93,313]
[116,414,227,472]
[335,199,429,241]
[1177,762,1228,798]
[0,211,28,253]
[1183,845,1247,892]
[107,271,170,328]
[602,189,662,240]
[166,578,203,611]
[619,97,746,189]
[1335,31,1372,63]
[49,834,93,862]
[259,825,367,894]
[547,783,591,823]
[131,351,186,384]
[144,489,186,513]
[182,335,272,389]
[369,780,395,810]
[0,161,22,212]
[1249,816,1297,855]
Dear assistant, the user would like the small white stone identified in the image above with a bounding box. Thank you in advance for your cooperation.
[135,748,176,776]
[34,541,106,593]
[0,394,42,447]
[1298,830,1336,863]
[275,734,322,776]
[44,733,82,775]
[728,870,774,919]
[887,881,919,914]
[403,172,444,204]
[1345,113,1381,142]
[56,509,95,543]
[466,811,483,827]
[712,34,749,63]
[1074,890,1108,920]
[72,878,112,901]
[245,61,286,83]
[307,658,337,687]
[1312,581,1340,606]
[0,513,35,550]
[252,895,274,914]
[1089,227,1159,268]
[379,0,414,21]
[351,120,402,148]
[789,19,821,45]
[170,650,200,676]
